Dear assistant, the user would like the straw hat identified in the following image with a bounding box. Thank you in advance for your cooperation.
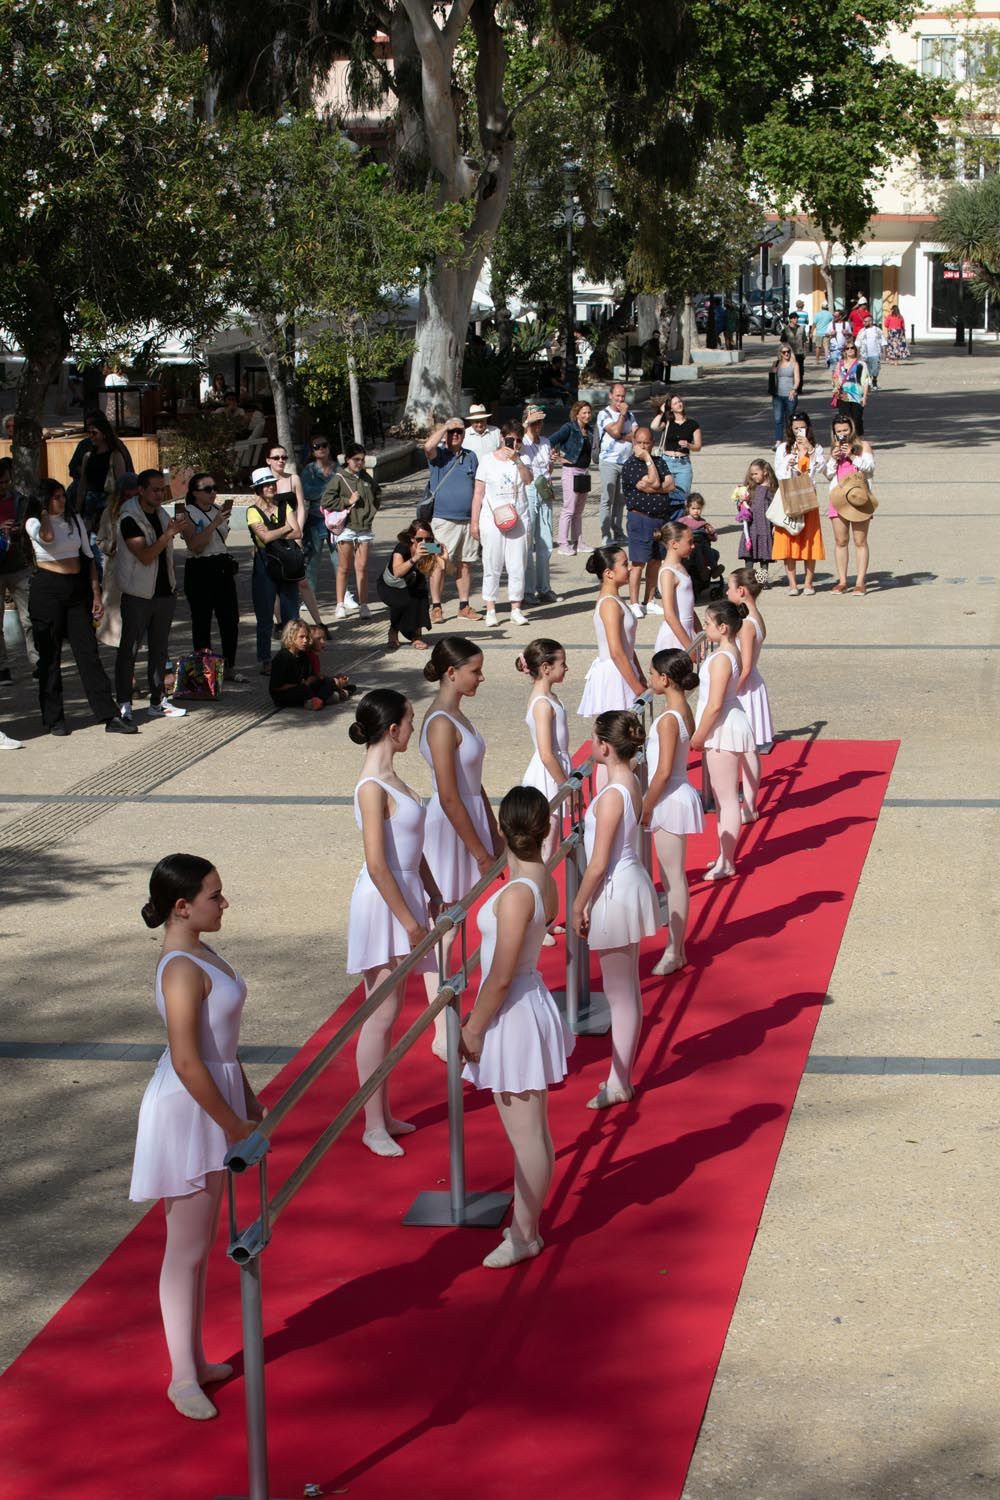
[250,465,277,488]
[830,471,878,524]
[467,404,492,420]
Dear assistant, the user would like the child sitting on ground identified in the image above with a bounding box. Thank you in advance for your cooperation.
[269,621,354,710]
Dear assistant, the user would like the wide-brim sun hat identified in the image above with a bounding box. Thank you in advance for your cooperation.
[831,473,879,524]
[250,465,277,487]
[467,404,492,420]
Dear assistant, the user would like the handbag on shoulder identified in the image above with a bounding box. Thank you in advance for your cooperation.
[777,471,819,517]
[764,491,805,536]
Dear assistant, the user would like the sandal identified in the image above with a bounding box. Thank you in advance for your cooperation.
[411,638,428,650]
[786,587,800,597]
[852,585,867,596]
[831,583,847,595]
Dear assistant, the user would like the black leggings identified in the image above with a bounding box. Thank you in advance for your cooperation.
[183,556,239,668]
[28,570,118,729]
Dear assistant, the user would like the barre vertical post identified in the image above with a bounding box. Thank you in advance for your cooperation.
[240,1251,269,1500]
[446,988,467,1226]
[563,814,581,1033]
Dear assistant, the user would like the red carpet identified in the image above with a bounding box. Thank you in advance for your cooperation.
[0,738,897,1500]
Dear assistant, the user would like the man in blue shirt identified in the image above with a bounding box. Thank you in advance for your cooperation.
[812,301,834,366]
[422,417,482,622]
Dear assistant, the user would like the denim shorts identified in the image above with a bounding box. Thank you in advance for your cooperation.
[626,508,666,564]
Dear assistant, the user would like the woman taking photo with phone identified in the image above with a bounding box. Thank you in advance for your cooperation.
[176,473,245,683]
[375,520,446,651]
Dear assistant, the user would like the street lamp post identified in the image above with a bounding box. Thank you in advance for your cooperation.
[563,161,580,400]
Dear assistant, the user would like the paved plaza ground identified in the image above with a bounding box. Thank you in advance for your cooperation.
[1,341,998,1497]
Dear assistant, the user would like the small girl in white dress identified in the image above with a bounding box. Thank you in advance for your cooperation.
[518,637,571,864]
[729,568,774,752]
[420,636,501,1057]
[348,689,442,1157]
[130,854,262,1422]
[461,787,574,1269]
[642,648,705,976]
[571,711,660,1109]
[690,602,760,880]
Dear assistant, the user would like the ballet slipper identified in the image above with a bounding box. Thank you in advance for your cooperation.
[167,1381,218,1421]
[703,864,735,882]
[196,1363,233,1385]
[549,923,566,935]
[542,932,557,947]
[482,1233,544,1269]
[386,1117,415,1136]
[740,805,759,825]
[586,1082,634,1110]
[362,1128,405,1158]
[430,1038,449,1063]
[651,950,685,977]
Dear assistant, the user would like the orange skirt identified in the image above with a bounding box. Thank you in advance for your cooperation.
[771,508,825,561]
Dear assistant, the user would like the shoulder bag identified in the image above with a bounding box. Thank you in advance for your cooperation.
[260,500,306,584]
[485,487,519,532]
[765,491,805,536]
[777,470,819,517]
[418,453,463,524]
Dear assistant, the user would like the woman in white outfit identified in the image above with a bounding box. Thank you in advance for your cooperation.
[130,854,262,1422]
[654,522,701,653]
[419,636,501,1056]
[642,649,704,976]
[729,568,774,751]
[518,637,571,864]
[461,787,574,1269]
[571,711,660,1109]
[348,689,442,1157]
[471,419,533,627]
[691,602,760,880]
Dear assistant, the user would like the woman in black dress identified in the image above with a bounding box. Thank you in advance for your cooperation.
[376,520,446,651]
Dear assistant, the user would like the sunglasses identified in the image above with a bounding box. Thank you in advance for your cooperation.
[269,453,287,461]
[312,444,329,452]
[195,485,217,494]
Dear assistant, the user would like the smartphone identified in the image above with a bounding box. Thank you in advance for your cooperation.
[424,541,442,555]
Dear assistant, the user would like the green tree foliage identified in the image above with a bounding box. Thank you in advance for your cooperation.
[0,0,230,486]
[936,175,1000,298]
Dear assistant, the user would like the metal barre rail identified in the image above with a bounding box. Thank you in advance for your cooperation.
[217,629,706,1500]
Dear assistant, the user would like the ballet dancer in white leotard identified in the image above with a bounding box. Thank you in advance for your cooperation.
[130,854,262,1422]
[519,637,571,865]
[654,522,701,654]
[690,602,761,880]
[419,635,501,1056]
[578,545,646,790]
[729,567,774,752]
[642,648,705,975]
[348,689,441,1158]
[461,787,574,1269]
[571,711,660,1108]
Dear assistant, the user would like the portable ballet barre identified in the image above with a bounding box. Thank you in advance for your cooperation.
[217,633,706,1500]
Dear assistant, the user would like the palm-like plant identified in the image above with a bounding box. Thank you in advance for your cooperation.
[936,176,1000,299]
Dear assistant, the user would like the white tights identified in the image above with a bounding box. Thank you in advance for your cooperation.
[598,943,643,1094]
[423,925,458,1054]
[358,961,406,1134]
[159,1171,225,1386]
[653,830,689,961]
[494,1088,553,1244]
[706,748,760,872]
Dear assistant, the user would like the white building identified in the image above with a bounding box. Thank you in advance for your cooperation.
[775,0,1000,340]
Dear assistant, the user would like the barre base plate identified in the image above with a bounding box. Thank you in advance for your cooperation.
[402,1188,513,1228]
[551,989,612,1036]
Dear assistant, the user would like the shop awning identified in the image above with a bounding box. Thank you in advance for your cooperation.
[780,240,915,268]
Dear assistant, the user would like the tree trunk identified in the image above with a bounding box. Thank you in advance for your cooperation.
[261,340,294,465]
[12,319,70,493]
[636,292,658,345]
[283,319,300,466]
[656,297,674,361]
[347,348,364,445]
[681,294,694,366]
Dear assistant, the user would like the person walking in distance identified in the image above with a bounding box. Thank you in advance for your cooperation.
[130,854,263,1421]
[422,417,482,624]
[596,382,636,548]
[461,786,574,1269]
[115,468,187,723]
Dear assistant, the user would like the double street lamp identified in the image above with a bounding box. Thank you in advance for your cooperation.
[562,160,614,399]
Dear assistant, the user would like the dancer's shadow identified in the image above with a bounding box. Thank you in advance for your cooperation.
[644,991,828,1088]
[567,1102,784,1239]
[686,890,842,953]
[741,814,873,872]
[766,768,884,811]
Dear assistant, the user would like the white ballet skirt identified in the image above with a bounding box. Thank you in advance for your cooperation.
[419,709,492,902]
[695,648,756,753]
[654,564,696,654]
[129,951,247,1202]
[583,783,661,949]
[646,709,704,835]
[578,595,640,717]
[347,776,435,975]
[522,694,571,800]
[736,617,774,746]
[463,878,574,1093]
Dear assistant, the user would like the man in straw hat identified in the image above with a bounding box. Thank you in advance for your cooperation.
[462,403,501,460]
[520,406,560,604]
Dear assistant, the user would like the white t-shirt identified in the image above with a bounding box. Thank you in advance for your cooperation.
[26,514,93,563]
[463,425,501,460]
[477,453,529,523]
[597,406,636,467]
[521,436,552,480]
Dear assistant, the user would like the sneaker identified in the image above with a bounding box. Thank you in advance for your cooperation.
[629,602,645,620]
[106,714,138,735]
[430,604,444,624]
[539,590,562,604]
[343,595,359,613]
[334,605,347,621]
[224,669,249,684]
[358,604,372,620]
[457,603,481,622]
[50,721,71,737]
[484,609,499,627]
[522,593,539,607]
[510,608,529,626]
[147,699,187,718]
[119,702,134,724]
[0,730,22,749]
[645,600,663,615]
[558,548,576,558]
